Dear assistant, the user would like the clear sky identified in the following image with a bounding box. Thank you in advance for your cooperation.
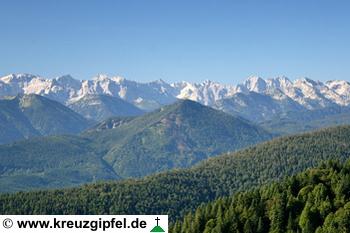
[0,0,349,83]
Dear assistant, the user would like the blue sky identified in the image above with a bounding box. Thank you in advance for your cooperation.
[0,0,349,83]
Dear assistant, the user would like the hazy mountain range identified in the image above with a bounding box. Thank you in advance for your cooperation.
[67,94,144,122]
[0,100,272,192]
[1,74,350,119]
[0,94,92,144]
[1,73,350,192]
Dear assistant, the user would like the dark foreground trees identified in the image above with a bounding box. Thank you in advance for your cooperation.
[170,160,350,233]
[1,126,350,225]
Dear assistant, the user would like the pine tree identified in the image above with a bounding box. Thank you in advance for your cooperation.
[244,219,254,233]
[170,221,181,233]
[269,192,286,233]
[203,219,215,233]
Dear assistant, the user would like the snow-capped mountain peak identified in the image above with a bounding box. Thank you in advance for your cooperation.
[268,76,293,88]
[151,78,168,85]
[244,76,267,93]
[0,73,37,84]
[174,80,236,106]
[1,73,350,112]
[93,74,109,81]
[326,80,350,96]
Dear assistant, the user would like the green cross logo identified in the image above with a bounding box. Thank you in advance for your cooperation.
[150,217,165,232]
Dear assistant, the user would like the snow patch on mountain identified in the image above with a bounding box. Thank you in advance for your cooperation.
[1,73,350,113]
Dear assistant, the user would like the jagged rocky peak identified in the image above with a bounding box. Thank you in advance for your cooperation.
[92,74,124,83]
[244,76,267,92]
[110,76,125,83]
[55,74,77,83]
[1,73,350,111]
[294,77,324,88]
[54,75,81,87]
[93,74,109,81]
[268,76,293,87]
[151,78,167,85]
[326,80,350,95]
[0,73,38,83]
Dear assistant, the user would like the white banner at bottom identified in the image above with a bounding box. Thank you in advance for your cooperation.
[0,215,168,233]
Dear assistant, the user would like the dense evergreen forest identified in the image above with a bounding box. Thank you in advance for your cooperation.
[170,160,350,233]
[0,126,350,223]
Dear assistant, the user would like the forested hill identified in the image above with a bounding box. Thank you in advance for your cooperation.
[0,94,91,144]
[84,99,272,178]
[171,160,350,233]
[1,126,350,222]
[0,99,272,192]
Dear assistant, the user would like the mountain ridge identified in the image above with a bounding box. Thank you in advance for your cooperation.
[3,73,350,135]
[68,94,144,121]
[0,94,92,144]
[1,73,350,113]
[0,99,272,192]
[85,99,272,178]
